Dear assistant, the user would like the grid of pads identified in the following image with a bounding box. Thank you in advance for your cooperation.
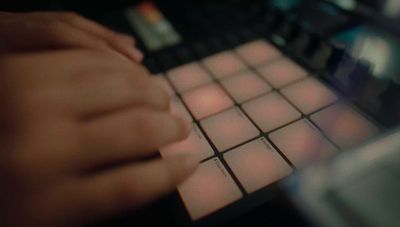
[153,39,380,220]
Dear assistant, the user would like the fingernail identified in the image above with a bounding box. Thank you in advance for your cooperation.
[177,115,193,136]
[181,154,199,171]
[123,45,144,62]
[114,41,144,62]
[117,33,135,45]
[130,48,144,62]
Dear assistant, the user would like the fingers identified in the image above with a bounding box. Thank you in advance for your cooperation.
[71,69,168,117]
[2,49,155,118]
[54,12,144,62]
[75,108,191,170]
[0,12,143,63]
[74,156,198,223]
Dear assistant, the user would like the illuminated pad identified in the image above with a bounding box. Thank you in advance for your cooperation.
[160,123,214,162]
[311,103,379,149]
[167,63,213,93]
[270,119,337,167]
[256,58,308,88]
[224,137,292,193]
[281,77,338,114]
[201,107,259,152]
[182,83,234,120]
[235,40,281,66]
[242,92,301,132]
[170,96,192,122]
[178,158,242,220]
[221,71,272,103]
[152,75,175,97]
[202,51,247,79]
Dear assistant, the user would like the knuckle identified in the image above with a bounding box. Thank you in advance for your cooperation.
[148,84,170,109]
[121,178,141,200]
[60,11,81,22]
[90,39,109,49]
[172,117,188,140]
[135,65,151,76]
[5,153,35,180]
[131,114,157,138]
[47,20,69,34]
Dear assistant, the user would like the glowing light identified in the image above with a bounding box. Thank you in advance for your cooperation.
[178,158,242,220]
[167,62,213,93]
[242,92,301,132]
[182,83,234,120]
[256,58,308,88]
[224,138,292,193]
[270,119,337,167]
[236,40,282,66]
[202,51,247,79]
[201,107,259,152]
[221,71,272,103]
[311,103,380,149]
[281,77,338,114]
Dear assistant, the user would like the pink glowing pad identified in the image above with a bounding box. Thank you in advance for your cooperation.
[235,40,281,66]
[201,107,259,152]
[281,77,338,114]
[224,137,292,193]
[311,103,379,149]
[152,75,175,97]
[169,96,193,122]
[221,71,272,103]
[160,123,214,162]
[178,158,242,220]
[202,51,247,79]
[167,62,213,93]
[242,92,301,132]
[182,83,234,120]
[269,119,337,167]
[256,58,308,88]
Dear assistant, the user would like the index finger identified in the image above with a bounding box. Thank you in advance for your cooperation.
[74,156,198,223]
[57,12,144,62]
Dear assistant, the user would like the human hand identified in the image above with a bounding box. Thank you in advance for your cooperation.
[0,11,143,62]
[0,50,196,227]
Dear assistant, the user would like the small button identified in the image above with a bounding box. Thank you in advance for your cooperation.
[152,75,175,97]
[235,40,282,66]
[311,103,380,149]
[308,42,333,70]
[178,158,242,220]
[242,92,301,132]
[237,27,257,41]
[182,83,234,120]
[256,58,308,88]
[288,32,312,57]
[160,123,214,162]
[270,119,337,167]
[221,70,272,103]
[281,77,338,114]
[174,46,196,64]
[202,51,247,79]
[167,62,213,93]
[224,137,292,193]
[191,41,213,58]
[223,32,242,47]
[201,107,260,152]
[155,51,178,71]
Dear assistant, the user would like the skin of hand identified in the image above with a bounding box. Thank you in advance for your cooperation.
[0,11,144,62]
[0,49,197,227]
